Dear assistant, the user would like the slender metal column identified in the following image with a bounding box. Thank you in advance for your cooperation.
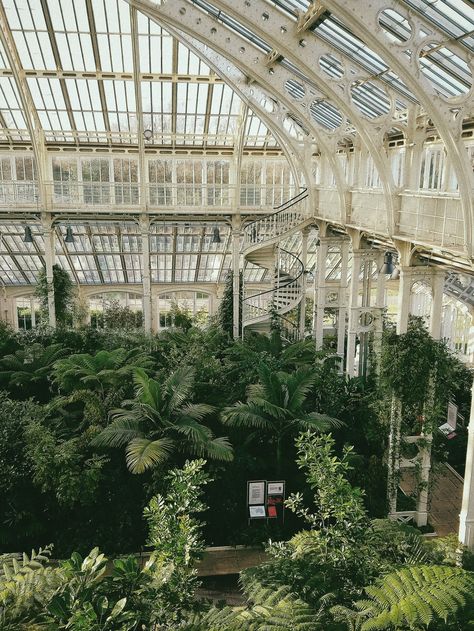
[141,216,152,333]
[232,221,241,339]
[460,379,474,549]
[42,215,56,328]
[430,269,446,340]
[314,236,328,350]
[346,250,362,375]
[336,239,349,360]
[30,296,36,328]
[299,227,310,339]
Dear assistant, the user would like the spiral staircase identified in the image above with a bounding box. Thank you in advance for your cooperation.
[241,189,311,341]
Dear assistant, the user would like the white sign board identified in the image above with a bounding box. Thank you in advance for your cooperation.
[249,505,266,518]
[267,482,284,495]
[447,402,458,430]
[248,481,265,505]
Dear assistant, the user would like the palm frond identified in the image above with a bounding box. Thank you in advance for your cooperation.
[179,402,215,422]
[125,437,174,474]
[92,418,143,448]
[300,411,344,433]
[222,404,273,430]
[165,366,195,413]
[285,368,316,412]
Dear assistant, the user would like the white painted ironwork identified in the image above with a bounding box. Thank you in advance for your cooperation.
[242,189,309,339]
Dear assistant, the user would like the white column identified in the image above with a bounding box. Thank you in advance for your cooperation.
[30,296,36,328]
[430,269,445,340]
[141,217,151,334]
[346,250,362,375]
[375,252,386,308]
[460,379,474,549]
[396,267,412,335]
[299,227,310,339]
[314,237,328,349]
[42,217,56,328]
[336,239,349,359]
[232,229,241,339]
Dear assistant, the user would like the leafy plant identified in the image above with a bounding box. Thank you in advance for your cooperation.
[332,565,474,630]
[36,264,75,326]
[182,576,335,630]
[93,367,233,473]
[0,545,60,629]
[223,365,342,474]
[144,459,211,625]
[0,343,68,401]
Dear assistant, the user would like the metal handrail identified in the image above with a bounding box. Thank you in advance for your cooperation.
[243,248,304,303]
[244,187,308,231]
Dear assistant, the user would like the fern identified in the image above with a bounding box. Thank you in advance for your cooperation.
[180,573,335,630]
[331,564,474,630]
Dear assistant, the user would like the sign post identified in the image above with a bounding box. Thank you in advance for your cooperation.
[247,480,285,522]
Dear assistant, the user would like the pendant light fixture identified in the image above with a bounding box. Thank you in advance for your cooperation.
[380,251,394,275]
[23,226,33,243]
[390,266,400,280]
[65,226,75,243]
[212,226,221,244]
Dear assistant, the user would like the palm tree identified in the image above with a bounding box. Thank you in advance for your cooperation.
[0,343,68,401]
[52,347,153,395]
[92,367,233,473]
[52,347,155,426]
[222,365,342,474]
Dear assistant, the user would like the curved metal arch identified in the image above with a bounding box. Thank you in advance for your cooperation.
[323,0,474,259]
[180,0,398,235]
[168,27,311,194]
[0,3,48,205]
[125,0,349,225]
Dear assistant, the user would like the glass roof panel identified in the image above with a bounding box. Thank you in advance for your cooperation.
[402,0,474,52]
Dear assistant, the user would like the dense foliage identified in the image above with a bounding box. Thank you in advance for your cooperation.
[36,264,75,326]
[0,314,472,630]
[0,316,470,555]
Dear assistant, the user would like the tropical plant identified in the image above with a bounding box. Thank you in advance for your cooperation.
[36,263,75,325]
[217,270,242,338]
[52,347,154,425]
[53,347,153,395]
[0,342,68,401]
[0,545,61,629]
[182,576,336,630]
[331,565,474,630]
[93,367,233,473]
[222,365,342,473]
[0,460,213,629]
[102,299,143,330]
[285,432,369,564]
[144,459,211,625]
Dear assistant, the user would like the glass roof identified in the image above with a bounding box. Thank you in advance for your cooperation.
[0,0,472,288]
[0,0,471,145]
[0,221,323,286]
[0,0,279,148]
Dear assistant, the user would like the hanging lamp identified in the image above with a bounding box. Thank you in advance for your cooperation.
[65,226,75,243]
[23,226,33,243]
[380,251,394,275]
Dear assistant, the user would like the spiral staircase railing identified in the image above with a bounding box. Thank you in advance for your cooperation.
[242,189,309,341]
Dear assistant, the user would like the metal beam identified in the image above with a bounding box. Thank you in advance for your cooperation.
[323,0,474,258]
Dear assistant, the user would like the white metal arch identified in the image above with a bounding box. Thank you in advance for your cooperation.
[324,0,474,258]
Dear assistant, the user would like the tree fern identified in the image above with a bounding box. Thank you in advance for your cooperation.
[180,574,335,630]
[331,564,474,630]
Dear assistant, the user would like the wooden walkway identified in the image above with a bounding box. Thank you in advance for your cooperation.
[400,463,464,536]
[430,464,464,536]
